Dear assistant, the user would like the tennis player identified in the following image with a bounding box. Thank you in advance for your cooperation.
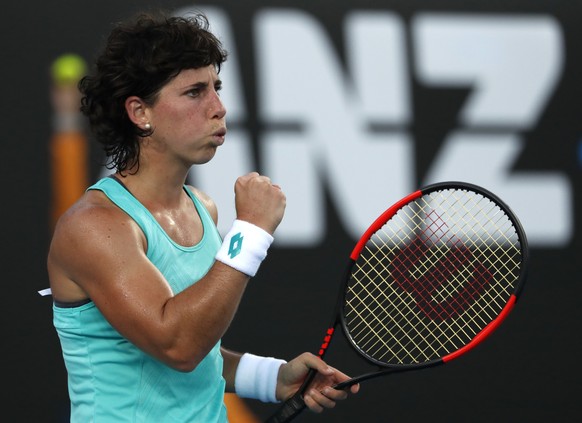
[47,11,359,422]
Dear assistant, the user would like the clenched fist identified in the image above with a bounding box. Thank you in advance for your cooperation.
[234,172,286,235]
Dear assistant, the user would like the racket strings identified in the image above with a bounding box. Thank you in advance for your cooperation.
[344,188,523,366]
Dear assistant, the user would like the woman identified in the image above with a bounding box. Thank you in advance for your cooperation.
[47,11,358,422]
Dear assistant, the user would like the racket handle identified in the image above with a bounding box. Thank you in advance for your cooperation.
[264,368,317,423]
[264,390,307,423]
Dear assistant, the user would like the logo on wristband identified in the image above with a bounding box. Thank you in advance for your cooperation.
[228,232,243,259]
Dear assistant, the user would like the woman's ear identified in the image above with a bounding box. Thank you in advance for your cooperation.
[125,96,151,130]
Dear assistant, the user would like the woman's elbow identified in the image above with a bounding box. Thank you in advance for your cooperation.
[161,346,205,373]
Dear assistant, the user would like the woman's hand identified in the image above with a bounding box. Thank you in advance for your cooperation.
[276,352,360,413]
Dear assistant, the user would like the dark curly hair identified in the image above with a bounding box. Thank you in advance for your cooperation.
[79,11,228,173]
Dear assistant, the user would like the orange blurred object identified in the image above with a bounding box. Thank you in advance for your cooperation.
[49,53,89,229]
[225,394,260,423]
[50,130,88,226]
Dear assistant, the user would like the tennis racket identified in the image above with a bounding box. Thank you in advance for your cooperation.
[266,181,528,423]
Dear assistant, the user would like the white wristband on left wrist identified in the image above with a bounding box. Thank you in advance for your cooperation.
[235,353,286,403]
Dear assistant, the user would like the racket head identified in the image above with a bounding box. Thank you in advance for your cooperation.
[340,181,528,370]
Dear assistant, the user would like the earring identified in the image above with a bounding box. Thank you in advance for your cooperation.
[144,123,151,130]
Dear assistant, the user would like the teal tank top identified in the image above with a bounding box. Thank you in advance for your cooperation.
[53,177,228,422]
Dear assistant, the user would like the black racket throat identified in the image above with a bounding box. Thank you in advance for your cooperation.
[333,359,442,390]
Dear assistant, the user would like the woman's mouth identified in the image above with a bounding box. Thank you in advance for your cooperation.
[212,127,227,145]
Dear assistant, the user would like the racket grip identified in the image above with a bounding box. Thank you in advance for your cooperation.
[265,368,317,423]
[264,391,307,423]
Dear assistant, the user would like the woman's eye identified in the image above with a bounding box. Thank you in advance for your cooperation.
[187,89,200,97]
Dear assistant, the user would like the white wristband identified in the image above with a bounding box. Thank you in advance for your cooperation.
[215,220,274,277]
[235,353,286,403]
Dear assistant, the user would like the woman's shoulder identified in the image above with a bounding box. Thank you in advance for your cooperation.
[53,189,137,241]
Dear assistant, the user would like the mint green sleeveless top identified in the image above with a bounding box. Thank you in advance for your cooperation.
[53,177,227,422]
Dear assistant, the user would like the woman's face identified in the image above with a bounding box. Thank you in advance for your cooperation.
[145,65,227,166]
